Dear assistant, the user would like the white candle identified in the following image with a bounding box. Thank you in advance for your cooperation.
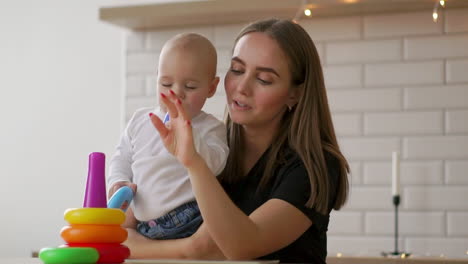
[392,151,400,196]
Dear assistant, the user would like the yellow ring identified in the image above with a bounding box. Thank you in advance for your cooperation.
[64,208,125,225]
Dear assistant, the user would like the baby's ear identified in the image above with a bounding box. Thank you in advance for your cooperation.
[207,76,220,98]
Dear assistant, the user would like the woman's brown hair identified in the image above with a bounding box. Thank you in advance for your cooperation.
[220,18,349,214]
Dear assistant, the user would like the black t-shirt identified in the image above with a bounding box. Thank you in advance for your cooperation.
[222,147,340,264]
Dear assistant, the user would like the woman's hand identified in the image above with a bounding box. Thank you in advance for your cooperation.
[123,228,157,258]
[124,224,225,259]
[150,92,200,167]
[123,228,199,259]
[188,224,226,260]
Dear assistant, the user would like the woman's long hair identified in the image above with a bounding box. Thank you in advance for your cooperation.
[220,18,349,214]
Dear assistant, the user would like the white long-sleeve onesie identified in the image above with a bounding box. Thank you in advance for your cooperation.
[108,107,229,221]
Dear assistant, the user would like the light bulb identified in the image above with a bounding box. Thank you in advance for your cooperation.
[439,0,445,7]
[304,8,312,17]
[433,12,438,22]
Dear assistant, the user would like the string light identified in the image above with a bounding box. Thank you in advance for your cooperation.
[293,0,311,23]
[433,0,446,22]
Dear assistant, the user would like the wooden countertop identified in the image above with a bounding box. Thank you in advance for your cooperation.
[327,256,468,264]
[3,257,468,264]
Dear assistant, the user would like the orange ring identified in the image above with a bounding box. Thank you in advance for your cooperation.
[60,224,127,244]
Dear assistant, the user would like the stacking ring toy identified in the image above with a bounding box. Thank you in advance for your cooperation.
[64,208,125,225]
[61,224,128,244]
[39,247,99,264]
[66,243,130,263]
[107,186,134,212]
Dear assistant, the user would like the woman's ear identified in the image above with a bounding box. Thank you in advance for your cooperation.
[286,84,302,109]
[207,77,220,98]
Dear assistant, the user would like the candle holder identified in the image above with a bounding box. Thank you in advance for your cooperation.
[381,195,411,258]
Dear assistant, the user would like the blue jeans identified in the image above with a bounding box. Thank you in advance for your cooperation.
[136,201,202,240]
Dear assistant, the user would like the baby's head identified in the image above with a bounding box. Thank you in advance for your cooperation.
[157,33,219,119]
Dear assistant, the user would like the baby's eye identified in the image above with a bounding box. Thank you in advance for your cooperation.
[185,85,197,89]
[161,83,172,87]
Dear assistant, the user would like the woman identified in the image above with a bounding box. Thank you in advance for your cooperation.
[126,18,349,263]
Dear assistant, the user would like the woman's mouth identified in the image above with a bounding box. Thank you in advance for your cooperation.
[233,100,251,110]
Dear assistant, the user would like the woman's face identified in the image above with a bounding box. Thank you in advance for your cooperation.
[225,32,295,129]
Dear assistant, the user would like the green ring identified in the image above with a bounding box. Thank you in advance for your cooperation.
[39,247,99,264]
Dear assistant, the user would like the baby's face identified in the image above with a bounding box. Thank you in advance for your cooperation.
[157,47,217,119]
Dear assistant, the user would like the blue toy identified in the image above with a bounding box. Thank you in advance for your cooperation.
[107,186,133,212]
[163,112,170,124]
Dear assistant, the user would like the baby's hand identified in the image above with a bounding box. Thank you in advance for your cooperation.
[108,182,137,199]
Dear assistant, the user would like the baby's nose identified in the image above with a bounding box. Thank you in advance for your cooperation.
[171,87,185,100]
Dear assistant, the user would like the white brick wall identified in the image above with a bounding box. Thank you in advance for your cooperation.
[365,212,445,236]
[123,7,468,259]
[364,111,443,135]
[365,61,444,86]
[446,160,468,184]
[405,35,468,60]
[364,11,443,38]
[301,16,361,41]
[447,212,468,236]
[446,110,468,133]
[447,59,468,83]
[332,113,362,136]
[327,39,402,64]
[405,85,468,109]
[363,161,443,185]
[329,88,402,112]
[324,65,362,89]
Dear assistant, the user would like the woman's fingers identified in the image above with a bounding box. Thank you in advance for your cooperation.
[160,92,178,119]
[174,95,190,121]
[149,112,169,138]
[166,90,190,122]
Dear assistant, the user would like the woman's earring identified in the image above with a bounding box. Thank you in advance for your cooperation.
[287,105,292,112]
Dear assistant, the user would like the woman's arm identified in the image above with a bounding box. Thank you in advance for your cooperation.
[124,229,189,259]
[150,93,312,260]
[187,155,312,259]
[124,223,225,259]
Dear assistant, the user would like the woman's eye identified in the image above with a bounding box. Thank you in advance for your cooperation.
[230,68,243,74]
[258,78,272,85]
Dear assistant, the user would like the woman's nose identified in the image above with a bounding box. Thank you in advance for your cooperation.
[236,76,250,95]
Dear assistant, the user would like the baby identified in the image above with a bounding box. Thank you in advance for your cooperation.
[108,33,228,240]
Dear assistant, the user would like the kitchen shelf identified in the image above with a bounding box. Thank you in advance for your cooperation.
[99,0,468,31]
